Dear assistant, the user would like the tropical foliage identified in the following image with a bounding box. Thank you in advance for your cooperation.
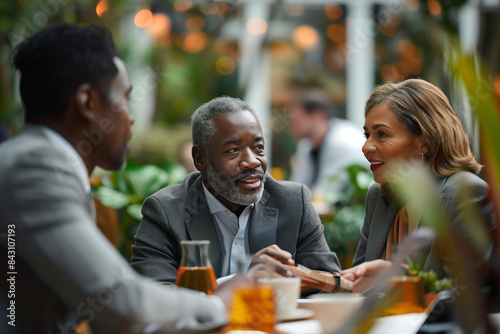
[91,162,187,258]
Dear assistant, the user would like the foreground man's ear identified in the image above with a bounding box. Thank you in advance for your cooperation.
[74,84,98,122]
[192,145,207,172]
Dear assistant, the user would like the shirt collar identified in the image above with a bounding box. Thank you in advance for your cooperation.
[40,126,91,194]
[202,182,255,214]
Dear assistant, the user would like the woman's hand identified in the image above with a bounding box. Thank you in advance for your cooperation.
[340,260,392,293]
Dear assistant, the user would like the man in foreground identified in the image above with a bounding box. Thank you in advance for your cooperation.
[0,23,240,334]
[131,96,341,287]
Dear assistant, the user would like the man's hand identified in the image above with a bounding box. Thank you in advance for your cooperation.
[251,244,294,278]
[339,260,392,293]
[254,244,295,265]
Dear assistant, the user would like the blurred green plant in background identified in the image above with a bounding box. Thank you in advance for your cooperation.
[91,162,187,259]
[321,164,374,268]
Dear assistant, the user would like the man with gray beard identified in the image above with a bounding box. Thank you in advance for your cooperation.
[131,96,341,288]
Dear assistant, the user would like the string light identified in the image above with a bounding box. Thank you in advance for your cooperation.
[246,17,267,36]
[216,56,236,75]
[427,0,442,16]
[173,0,192,12]
[292,25,319,50]
[96,0,108,17]
[134,9,153,28]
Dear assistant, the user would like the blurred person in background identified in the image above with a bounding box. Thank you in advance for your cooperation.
[131,96,341,291]
[0,22,258,334]
[340,78,495,294]
[289,90,368,200]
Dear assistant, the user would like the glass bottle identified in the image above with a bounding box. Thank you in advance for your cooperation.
[175,240,217,295]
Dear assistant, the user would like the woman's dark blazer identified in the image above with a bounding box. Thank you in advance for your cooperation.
[352,171,495,279]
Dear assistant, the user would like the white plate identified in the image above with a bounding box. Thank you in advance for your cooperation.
[277,308,315,321]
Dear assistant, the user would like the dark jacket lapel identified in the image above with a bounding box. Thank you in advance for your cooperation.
[365,193,400,261]
[184,177,223,277]
[247,189,279,254]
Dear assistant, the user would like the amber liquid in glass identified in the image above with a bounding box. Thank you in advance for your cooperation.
[384,276,426,316]
[229,285,275,332]
[176,267,217,295]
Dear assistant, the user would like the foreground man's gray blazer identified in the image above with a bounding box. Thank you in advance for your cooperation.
[131,172,341,283]
[0,126,227,334]
[353,171,495,279]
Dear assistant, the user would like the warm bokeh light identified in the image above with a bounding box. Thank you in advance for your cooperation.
[174,0,192,12]
[96,0,108,17]
[405,0,419,11]
[214,37,231,53]
[395,61,410,78]
[380,64,401,82]
[324,50,345,70]
[246,17,268,36]
[292,25,319,50]
[325,4,343,20]
[494,75,500,96]
[215,56,236,75]
[211,3,230,16]
[270,167,286,181]
[327,24,345,43]
[284,4,304,17]
[428,0,442,16]
[398,39,413,54]
[186,15,205,31]
[228,43,239,60]
[380,21,398,36]
[177,32,209,53]
[134,9,153,28]
[375,42,387,61]
[146,13,171,37]
[397,39,423,75]
[214,37,239,60]
[269,41,292,59]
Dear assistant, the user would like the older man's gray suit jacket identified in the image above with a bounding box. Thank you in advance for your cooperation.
[352,171,495,278]
[131,172,341,283]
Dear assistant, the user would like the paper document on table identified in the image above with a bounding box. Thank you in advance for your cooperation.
[284,264,353,293]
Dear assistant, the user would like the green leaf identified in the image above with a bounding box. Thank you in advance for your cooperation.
[94,187,131,209]
[356,171,374,190]
[126,165,170,202]
[167,164,188,185]
[126,204,143,221]
[114,171,130,194]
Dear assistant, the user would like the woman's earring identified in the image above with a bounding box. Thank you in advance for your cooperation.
[421,153,424,160]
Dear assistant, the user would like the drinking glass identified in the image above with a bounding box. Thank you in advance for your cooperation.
[228,255,276,332]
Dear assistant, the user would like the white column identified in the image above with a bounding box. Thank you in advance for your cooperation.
[244,50,272,146]
[240,2,273,164]
[345,1,375,129]
[457,0,481,158]
[120,16,156,134]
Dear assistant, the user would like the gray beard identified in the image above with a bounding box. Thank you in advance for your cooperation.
[205,163,266,206]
